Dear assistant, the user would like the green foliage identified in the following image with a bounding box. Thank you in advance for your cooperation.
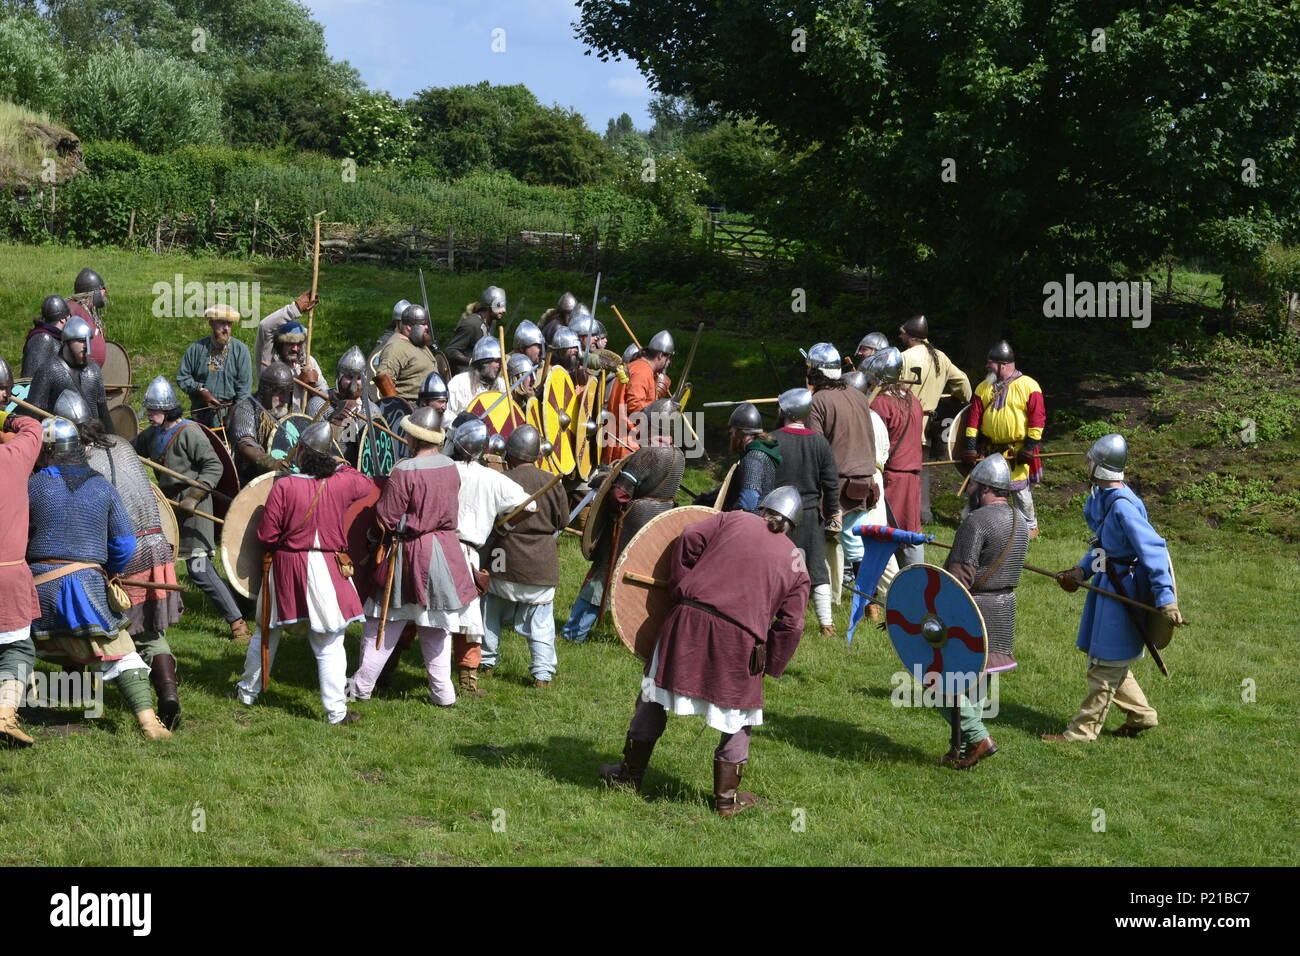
[1074,414,1130,442]
[223,68,351,155]
[406,82,541,179]
[685,119,783,212]
[617,152,707,234]
[63,46,223,151]
[0,11,66,115]
[502,107,615,187]
[339,90,417,168]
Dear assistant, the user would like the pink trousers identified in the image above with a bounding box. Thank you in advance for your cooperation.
[351,617,455,706]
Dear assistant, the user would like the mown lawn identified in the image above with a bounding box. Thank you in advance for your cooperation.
[1,243,1294,866]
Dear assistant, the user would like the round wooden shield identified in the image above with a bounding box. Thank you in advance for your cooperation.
[885,564,987,695]
[466,390,525,438]
[270,413,342,463]
[365,347,384,403]
[150,482,179,554]
[376,395,413,437]
[713,461,739,512]
[102,341,132,410]
[573,377,601,481]
[540,366,577,475]
[356,418,401,477]
[195,421,241,520]
[581,456,631,559]
[109,404,138,440]
[5,379,31,415]
[944,403,972,472]
[609,506,716,661]
[219,472,277,599]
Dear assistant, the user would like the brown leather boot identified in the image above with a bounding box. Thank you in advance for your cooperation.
[952,736,997,769]
[229,619,250,643]
[150,654,181,731]
[457,666,486,698]
[0,701,34,749]
[867,603,883,623]
[598,735,656,792]
[713,759,758,817]
[136,709,173,741]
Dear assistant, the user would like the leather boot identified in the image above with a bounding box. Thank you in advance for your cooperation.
[867,603,883,623]
[136,709,173,741]
[229,618,250,643]
[598,734,656,792]
[0,680,33,748]
[713,759,758,817]
[457,666,486,698]
[150,654,181,731]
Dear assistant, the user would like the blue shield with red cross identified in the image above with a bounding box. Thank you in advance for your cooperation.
[885,564,987,696]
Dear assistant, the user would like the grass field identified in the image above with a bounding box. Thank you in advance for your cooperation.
[1,243,1296,866]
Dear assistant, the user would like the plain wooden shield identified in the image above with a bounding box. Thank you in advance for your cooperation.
[610,506,717,661]
[150,482,180,554]
[102,340,132,410]
[581,456,631,559]
[219,472,277,599]
[713,461,739,512]
[109,404,138,440]
[196,421,241,520]
[944,403,972,472]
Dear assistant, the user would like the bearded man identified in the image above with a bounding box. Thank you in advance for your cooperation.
[177,304,254,429]
[603,330,673,464]
[447,336,506,417]
[539,291,577,344]
[67,267,110,368]
[447,286,506,375]
[268,320,323,413]
[253,291,320,368]
[375,305,439,403]
[229,362,295,484]
[22,316,115,436]
[305,347,370,464]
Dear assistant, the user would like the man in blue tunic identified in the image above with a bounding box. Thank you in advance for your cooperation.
[1043,434,1183,742]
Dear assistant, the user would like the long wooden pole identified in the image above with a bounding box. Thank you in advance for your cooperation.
[164,498,225,525]
[494,471,564,535]
[304,211,324,368]
[13,396,233,501]
[293,376,411,447]
[610,304,642,350]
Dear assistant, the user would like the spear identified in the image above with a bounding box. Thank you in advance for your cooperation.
[304,210,324,369]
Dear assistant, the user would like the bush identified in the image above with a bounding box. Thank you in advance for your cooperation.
[63,47,223,152]
[0,12,66,116]
[502,107,616,187]
[339,91,417,167]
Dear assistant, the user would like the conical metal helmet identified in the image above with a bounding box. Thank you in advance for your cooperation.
[419,371,448,400]
[471,336,502,364]
[968,454,1012,494]
[777,387,812,421]
[987,340,1015,363]
[556,291,577,312]
[450,418,488,460]
[728,402,764,435]
[1087,433,1128,480]
[259,362,295,397]
[42,294,70,324]
[482,286,507,313]
[42,416,80,453]
[504,423,541,463]
[759,486,802,527]
[299,420,335,456]
[54,388,91,425]
[143,376,180,412]
[401,304,430,327]
[513,319,544,350]
[392,299,411,325]
[861,346,903,385]
[0,355,12,390]
[61,315,93,347]
[402,405,445,444]
[572,302,592,320]
[646,330,674,355]
[570,314,597,337]
[858,332,889,353]
[74,267,105,294]
[622,343,640,364]
[337,346,367,378]
[549,326,579,351]
[900,314,929,340]
[506,353,536,384]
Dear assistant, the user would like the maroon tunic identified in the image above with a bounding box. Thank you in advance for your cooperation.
[872,389,925,532]
[0,417,43,632]
[650,511,810,710]
[68,300,107,367]
[258,466,377,625]
[373,453,477,611]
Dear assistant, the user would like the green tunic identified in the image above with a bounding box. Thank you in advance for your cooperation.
[177,336,253,407]
[376,334,438,402]
[134,422,225,557]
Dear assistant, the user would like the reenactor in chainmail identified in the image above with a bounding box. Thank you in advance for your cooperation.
[67,266,110,368]
[562,399,685,644]
[56,389,185,730]
[267,320,323,413]
[718,402,779,512]
[229,362,294,484]
[22,295,71,378]
[539,291,578,345]
[417,370,450,413]
[306,347,369,462]
[20,315,115,436]
[135,376,249,643]
[936,454,1030,770]
[446,285,506,375]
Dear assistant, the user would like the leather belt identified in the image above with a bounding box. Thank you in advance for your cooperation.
[679,597,760,643]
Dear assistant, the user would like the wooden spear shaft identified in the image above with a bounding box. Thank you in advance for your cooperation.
[164,498,225,525]
[304,211,324,368]
[610,304,642,350]
[494,471,564,534]
[294,376,411,447]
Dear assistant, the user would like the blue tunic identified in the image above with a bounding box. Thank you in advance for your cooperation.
[1073,485,1175,661]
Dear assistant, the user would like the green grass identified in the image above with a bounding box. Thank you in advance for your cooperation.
[1,243,1296,866]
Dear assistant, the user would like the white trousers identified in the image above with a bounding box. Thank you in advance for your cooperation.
[237,626,349,723]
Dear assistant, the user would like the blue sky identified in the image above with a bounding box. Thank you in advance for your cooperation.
[302,0,654,131]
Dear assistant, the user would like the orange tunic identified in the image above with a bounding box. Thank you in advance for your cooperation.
[602,357,658,463]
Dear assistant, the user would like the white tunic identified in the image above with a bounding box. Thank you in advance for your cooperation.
[640,644,762,735]
[451,461,534,639]
[447,372,506,417]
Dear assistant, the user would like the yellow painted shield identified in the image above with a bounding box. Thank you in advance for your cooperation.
[465,390,526,438]
[539,367,577,475]
[573,375,602,481]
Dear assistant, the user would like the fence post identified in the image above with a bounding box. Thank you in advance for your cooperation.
[251,198,259,257]
[126,209,136,245]
[448,226,455,271]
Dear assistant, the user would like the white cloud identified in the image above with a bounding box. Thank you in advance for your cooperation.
[607,74,649,97]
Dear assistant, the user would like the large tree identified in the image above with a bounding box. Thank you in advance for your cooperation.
[406,82,542,179]
[578,0,1300,353]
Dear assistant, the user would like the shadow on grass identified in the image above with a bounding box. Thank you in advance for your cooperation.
[454,734,698,802]
[852,684,1063,738]
[762,710,933,766]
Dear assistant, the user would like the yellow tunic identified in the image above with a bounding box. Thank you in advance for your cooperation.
[965,374,1045,483]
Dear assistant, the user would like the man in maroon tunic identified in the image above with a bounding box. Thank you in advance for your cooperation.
[236,421,376,724]
[348,407,479,707]
[866,347,927,571]
[599,487,811,817]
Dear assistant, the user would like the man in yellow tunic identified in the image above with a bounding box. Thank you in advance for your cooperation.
[960,341,1045,537]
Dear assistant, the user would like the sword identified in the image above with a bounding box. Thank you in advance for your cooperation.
[702,397,779,408]
[376,515,407,650]
[418,268,430,317]
[670,323,704,406]
[554,487,598,539]
[360,389,380,474]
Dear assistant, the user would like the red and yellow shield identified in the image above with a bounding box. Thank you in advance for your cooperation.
[465,390,527,439]
[538,367,578,475]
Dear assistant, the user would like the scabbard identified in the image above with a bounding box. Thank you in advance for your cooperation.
[259,552,274,692]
